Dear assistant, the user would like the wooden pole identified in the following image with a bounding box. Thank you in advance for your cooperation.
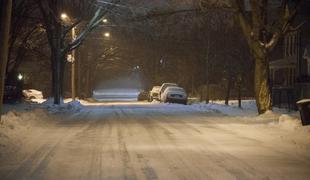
[71,27,76,101]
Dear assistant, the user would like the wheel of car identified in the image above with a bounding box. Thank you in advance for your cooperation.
[29,96,36,100]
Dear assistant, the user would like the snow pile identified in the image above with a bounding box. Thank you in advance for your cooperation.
[40,98,83,113]
[191,100,257,116]
[150,99,258,115]
[278,114,306,131]
[190,100,309,131]
[0,109,52,158]
[255,110,283,122]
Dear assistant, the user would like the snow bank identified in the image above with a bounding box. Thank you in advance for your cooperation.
[40,98,83,113]
[278,114,301,130]
[189,100,310,132]
[276,114,310,133]
[191,100,257,116]
[0,109,52,158]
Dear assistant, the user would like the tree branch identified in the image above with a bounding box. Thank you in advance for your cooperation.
[265,0,301,50]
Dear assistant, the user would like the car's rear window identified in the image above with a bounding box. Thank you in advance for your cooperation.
[167,87,184,92]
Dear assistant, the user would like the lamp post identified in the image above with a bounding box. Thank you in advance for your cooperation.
[61,13,76,101]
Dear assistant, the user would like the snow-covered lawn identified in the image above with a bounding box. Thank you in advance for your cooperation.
[0,99,309,179]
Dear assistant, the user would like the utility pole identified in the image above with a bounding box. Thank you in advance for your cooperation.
[71,27,76,101]
[60,13,77,101]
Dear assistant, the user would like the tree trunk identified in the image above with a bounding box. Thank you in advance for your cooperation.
[85,68,91,97]
[51,23,63,105]
[52,49,62,104]
[76,46,82,98]
[238,83,241,108]
[0,0,12,121]
[225,74,232,105]
[87,64,96,98]
[254,50,272,114]
[51,53,57,101]
[205,33,210,104]
[205,85,210,104]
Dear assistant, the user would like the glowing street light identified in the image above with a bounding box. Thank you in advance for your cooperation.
[133,66,140,71]
[102,18,108,23]
[104,32,110,37]
[17,73,23,80]
[60,13,68,20]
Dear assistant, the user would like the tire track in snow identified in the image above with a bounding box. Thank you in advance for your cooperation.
[3,112,94,180]
[144,111,260,179]
[115,107,161,180]
[114,108,138,180]
[122,108,208,180]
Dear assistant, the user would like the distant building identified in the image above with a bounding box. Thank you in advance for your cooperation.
[269,1,310,108]
[269,30,300,89]
[269,30,310,108]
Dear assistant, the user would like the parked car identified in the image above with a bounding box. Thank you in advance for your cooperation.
[158,83,178,101]
[22,89,44,102]
[160,86,187,105]
[149,86,160,101]
[137,91,149,101]
[3,72,24,103]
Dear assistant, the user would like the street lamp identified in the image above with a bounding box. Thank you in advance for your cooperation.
[17,73,23,81]
[71,27,76,101]
[102,18,108,23]
[61,13,77,101]
[61,13,68,20]
[104,32,110,37]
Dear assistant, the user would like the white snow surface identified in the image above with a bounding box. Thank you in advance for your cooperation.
[0,109,54,160]
[40,98,83,113]
[1,99,310,179]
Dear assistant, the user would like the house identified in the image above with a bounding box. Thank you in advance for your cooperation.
[241,0,310,108]
[269,19,310,109]
[268,0,310,108]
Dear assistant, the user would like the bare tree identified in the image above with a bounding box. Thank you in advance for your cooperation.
[198,0,301,114]
[36,0,118,104]
[7,0,45,78]
[233,0,301,113]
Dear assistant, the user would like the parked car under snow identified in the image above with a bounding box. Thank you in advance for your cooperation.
[22,89,44,102]
[158,83,178,101]
[160,86,187,105]
[149,86,160,101]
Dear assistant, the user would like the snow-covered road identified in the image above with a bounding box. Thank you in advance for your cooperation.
[1,102,310,180]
